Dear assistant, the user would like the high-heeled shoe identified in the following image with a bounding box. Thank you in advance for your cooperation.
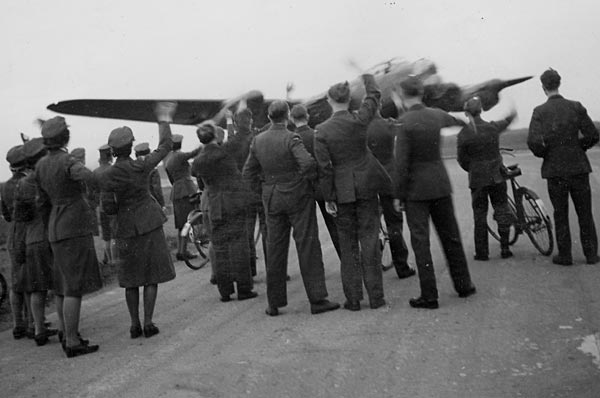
[34,328,58,346]
[143,323,160,338]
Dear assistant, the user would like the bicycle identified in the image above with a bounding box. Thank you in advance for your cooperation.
[180,192,210,270]
[0,271,7,308]
[486,148,554,256]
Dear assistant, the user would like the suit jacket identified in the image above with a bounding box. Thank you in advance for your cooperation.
[314,74,390,204]
[527,94,599,179]
[457,115,513,189]
[191,142,248,221]
[394,104,464,201]
[243,123,316,213]
[34,149,97,242]
[99,122,172,238]
[164,147,201,200]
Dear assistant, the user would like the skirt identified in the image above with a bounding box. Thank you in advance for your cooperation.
[116,227,176,288]
[51,235,103,297]
[173,197,194,230]
[23,241,54,293]
[8,222,26,293]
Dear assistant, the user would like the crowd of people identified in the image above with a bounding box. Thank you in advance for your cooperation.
[1,68,598,359]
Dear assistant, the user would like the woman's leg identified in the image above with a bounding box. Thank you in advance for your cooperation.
[143,284,157,326]
[63,296,82,347]
[55,294,65,334]
[125,287,141,328]
[10,290,25,333]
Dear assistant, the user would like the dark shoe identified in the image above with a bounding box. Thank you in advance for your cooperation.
[409,296,439,309]
[369,298,387,310]
[58,331,90,347]
[458,285,477,298]
[175,252,186,261]
[130,325,143,339]
[143,323,160,338]
[238,291,258,301]
[209,276,217,285]
[343,300,361,311]
[34,328,58,346]
[26,328,35,339]
[12,327,27,340]
[501,249,513,259]
[220,295,232,302]
[381,263,394,272]
[286,275,291,281]
[64,343,99,358]
[474,254,489,261]
[310,300,340,314]
[265,306,279,316]
[586,255,600,265]
[396,267,416,279]
[552,255,573,266]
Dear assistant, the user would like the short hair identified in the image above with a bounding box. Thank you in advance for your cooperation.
[112,143,132,158]
[268,100,290,123]
[400,75,424,97]
[463,96,482,117]
[196,123,216,144]
[327,82,350,103]
[540,68,561,91]
[290,104,309,121]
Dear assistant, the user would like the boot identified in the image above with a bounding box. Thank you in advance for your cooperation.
[499,228,513,259]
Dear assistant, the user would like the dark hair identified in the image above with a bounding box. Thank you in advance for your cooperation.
[268,100,289,123]
[112,143,132,158]
[540,68,561,91]
[196,124,216,144]
[44,129,70,149]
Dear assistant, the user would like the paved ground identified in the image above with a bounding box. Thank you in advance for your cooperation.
[1,149,599,398]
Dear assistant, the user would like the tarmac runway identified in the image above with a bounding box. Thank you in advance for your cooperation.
[1,149,599,398]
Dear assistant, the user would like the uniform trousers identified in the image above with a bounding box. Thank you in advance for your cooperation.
[264,193,328,308]
[547,174,598,260]
[471,182,513,256]
[405,196,473,300]
[335,198,384,303]
[316,199,341,257]
[379,194,410,272]
[246,202,267,277]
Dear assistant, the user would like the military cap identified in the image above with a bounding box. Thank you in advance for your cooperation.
[327,81,350,103]
[98,144,111,154]
[6,145,26,166]
[400,75,424,97]
[463,96,482,116]
[540,68,561,90]
[108,126,135,149]
[22,137,46,159]
[290,104,308,120]
[41,116,69,138]
[267,100,290,121]
[134,142,151,156]
[70,147,86,162]
[172,134,184,144]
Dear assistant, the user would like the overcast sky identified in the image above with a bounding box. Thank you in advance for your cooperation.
[1,0,599,179]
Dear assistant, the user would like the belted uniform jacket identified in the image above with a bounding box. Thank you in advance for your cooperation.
[99,122,172,238]
[164,147,201,200]
[314,74,390,204]
[527,94,599,179]
[394,104,464,201]
[242,123,316,211]
[296,124,328,202]
[456,115,513,189]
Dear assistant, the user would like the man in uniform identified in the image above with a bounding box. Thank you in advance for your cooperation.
[527,69,599,265]
[164,134,201,261]
[135,142,166,210]
[393,76,476,309]
[92,144,116,267]
[243,100,339,316]
[367,108,416,279]
[314,74,389,311]
[290,104,341,259]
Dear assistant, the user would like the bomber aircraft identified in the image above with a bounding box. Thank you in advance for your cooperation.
[47,58,531,128]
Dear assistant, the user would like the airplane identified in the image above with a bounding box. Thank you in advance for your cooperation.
[46,58,531,129]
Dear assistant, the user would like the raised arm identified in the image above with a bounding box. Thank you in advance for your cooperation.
[288,133,316,180]
[356,74,382,125]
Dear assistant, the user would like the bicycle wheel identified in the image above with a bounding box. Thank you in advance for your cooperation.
[0,272,7,308]
[379,215,393,271]
[521,189,554,256]
[487,196,519,245]
[184,218,210,270]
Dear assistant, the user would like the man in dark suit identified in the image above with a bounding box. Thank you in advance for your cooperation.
[367,109,416,279]
[243,100,339,316]
[527,69,599,265]
[314,74,390,311]
[290,104,341,258]
[164,135,201,261]
[393,76,476,309]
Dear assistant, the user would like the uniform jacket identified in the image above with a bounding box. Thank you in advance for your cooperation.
[366,113,398,196]
[226,124,257,171]
[191,142,249,221]
[149,169,165,207]
[99,122,172,239]
[14,173,51,245]
[456,115,513,189]
[296,124,327,202]
[1,172,27,250]
[394,104,464,201]
[314,74,390,204]
[164,147,201,200]
[92,162,111,212]
[34,149,97,242]
[527,94,599,179]
[243,123,316,212]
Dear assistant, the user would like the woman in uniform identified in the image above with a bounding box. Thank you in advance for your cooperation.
[34,117,103,357]
[100,102,176,339]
